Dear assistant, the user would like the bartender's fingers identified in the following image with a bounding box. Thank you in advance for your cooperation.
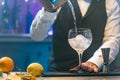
[81,62,99,73]
[69,66,79,72]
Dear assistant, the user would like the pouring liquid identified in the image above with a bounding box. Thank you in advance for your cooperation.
[68,0,77,33]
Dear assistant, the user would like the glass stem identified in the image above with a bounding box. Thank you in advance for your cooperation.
[78,53,82,66]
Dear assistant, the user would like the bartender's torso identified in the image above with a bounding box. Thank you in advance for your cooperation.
[48,0,107,72]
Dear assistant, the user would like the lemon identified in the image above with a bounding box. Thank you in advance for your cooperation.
[27,63,44,77]
[31,76,36,80]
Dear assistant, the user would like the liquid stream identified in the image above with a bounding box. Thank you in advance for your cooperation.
[68,0,77,33]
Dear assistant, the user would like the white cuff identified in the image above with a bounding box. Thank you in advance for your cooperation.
[43,7,61,21]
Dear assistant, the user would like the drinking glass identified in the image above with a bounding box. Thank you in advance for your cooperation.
[68,28,92,71]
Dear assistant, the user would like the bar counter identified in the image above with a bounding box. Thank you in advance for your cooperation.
[36,72,120,80]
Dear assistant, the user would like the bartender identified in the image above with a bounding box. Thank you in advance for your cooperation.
[30,0,120,73]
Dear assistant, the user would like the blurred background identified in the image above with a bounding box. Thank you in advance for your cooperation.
[0,0,53,35]
[0,0,42,34]
[0,0,52,72]
[0,0,119,72]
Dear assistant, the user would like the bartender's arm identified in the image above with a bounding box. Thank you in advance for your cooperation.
[81,0,120,73]
[30,8,58,41]
[30,0,66,41]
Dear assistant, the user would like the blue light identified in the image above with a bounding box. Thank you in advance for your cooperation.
[51,0,57,4]
[48,27,53,36]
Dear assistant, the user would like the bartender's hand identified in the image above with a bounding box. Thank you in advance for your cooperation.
[81,62,99,73]
[39,0,67,12]
[69,62,99,73]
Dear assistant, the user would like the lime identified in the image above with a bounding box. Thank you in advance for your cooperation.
[0,69,3,77]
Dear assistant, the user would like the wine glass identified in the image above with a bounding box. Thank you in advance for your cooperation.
[68,28,92,71]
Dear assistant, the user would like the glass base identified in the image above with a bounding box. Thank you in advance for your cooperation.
[77,70,83,73]
[77,68,89,73]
